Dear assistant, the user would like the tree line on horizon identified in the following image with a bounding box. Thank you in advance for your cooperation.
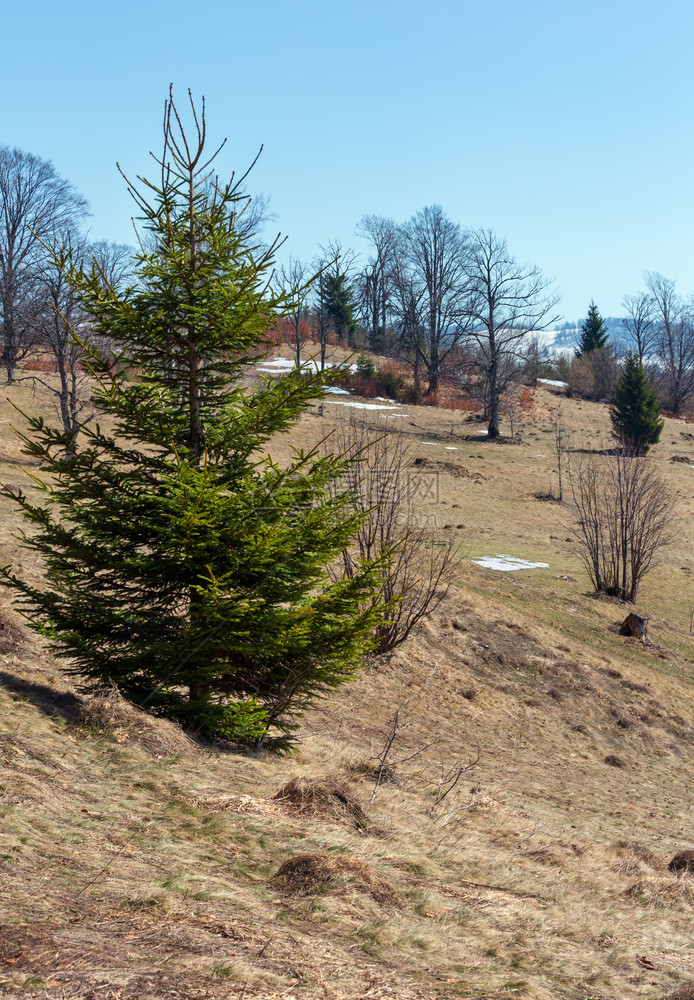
[2,140,693,444]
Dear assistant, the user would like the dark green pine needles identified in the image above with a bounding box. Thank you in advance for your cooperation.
[575,300,609,356]
[1,91,387,749]
[610,352,664,455]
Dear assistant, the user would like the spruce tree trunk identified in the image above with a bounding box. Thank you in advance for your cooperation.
[188,346,202,463]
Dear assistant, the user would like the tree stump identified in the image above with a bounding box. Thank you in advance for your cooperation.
[620,613,649,641]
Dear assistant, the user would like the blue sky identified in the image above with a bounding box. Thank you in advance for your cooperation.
[2,0,692,321]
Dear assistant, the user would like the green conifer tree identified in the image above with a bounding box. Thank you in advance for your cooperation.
[575,301,609,356]
[610,352,664,455]
[1,91,386,749]
[322,271,359,347]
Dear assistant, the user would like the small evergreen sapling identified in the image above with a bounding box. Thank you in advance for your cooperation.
[1,90,387,749]
[610,352,664,455]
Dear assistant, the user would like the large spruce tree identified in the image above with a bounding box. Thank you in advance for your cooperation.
[1,91,386,748]
[575,300,609,356]
[610,352,664,455]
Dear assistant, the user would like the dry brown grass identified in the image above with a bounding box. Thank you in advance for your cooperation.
[1,371,694,998]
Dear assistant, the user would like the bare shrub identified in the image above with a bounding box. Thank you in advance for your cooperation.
[567,347,619,401]
[567,450,677,602]
[327,415,460,654]
[369,668,437,802]
[367,667,479,813]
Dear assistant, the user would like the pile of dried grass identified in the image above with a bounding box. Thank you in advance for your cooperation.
[71,687,196,759]
[611,839,661,875]
[663,985,694,1000]
[625,876,694,908]
[272,776,369,830]
[273,852,396,905]
[189,793,283,818]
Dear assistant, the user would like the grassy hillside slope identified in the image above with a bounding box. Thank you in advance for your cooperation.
[0,371,693,1000]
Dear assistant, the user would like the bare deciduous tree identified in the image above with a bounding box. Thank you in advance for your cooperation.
[621,291,657,364]
[646,272,694,414]
[328,415,460,654]
[552,409,567,501]
[462,229,560,438]
[275,256,312,366]
[356,214,399,355]
[33,238,133,454]
[390,260,427,389]
[399,205,471,394]
[567,449,676,602]
[0,146,87,382]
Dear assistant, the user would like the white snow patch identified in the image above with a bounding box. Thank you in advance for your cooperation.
[537,378,568,389]
[256,356,358,374]
[472,554,549,572]
[445,446,458,450]
[328,401,402,411]
[325,386,352,395]
[258,357,295,370]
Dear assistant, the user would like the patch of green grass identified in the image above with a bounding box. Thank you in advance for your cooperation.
[159,872,185,890]
[211,963,234,979]
[121,893,166,911]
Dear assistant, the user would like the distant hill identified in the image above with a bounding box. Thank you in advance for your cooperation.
[538,316,625,354]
